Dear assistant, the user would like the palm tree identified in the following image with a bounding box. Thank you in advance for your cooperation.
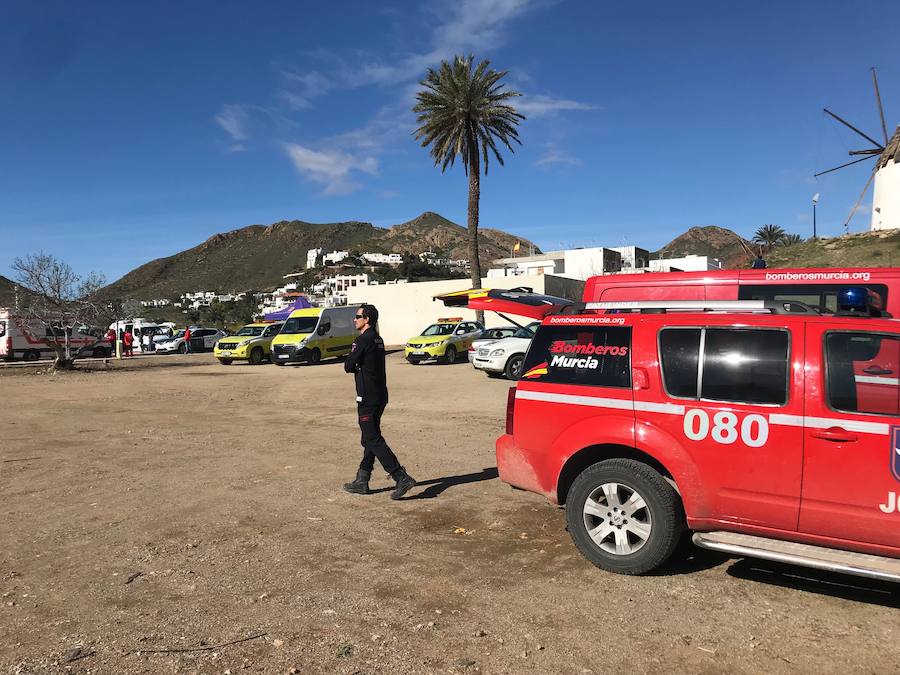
[413,55,525,297]
[753,224,786,255]
[779,233,803,247]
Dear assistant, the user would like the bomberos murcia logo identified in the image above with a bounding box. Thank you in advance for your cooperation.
[548,340,628,369]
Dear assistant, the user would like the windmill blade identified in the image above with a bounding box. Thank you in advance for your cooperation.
[814,153,878,177]
[843,168,877,230]
[872,67,889,146]
[848,148,883,155]
[823,108,885,150]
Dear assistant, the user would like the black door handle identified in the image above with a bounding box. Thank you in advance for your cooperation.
[863,365,893,375]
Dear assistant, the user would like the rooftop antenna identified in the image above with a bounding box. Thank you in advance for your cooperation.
[815,67,891,230]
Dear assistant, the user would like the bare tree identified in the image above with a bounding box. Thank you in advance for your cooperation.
[12,252,107,369]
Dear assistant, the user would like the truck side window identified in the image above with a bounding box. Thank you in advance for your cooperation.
[825,332,900,416]
[520,326,631,388]
[702,329,789,405]
[659,329,701,398]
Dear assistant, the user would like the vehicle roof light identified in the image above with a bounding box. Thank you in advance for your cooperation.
[837,286,883,315]
[438,317,463,322]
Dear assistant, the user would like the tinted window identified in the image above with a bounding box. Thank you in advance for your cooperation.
[702,329,789,405]
[521,326,631,388]
[282,317,319,334]
[659,329,701,398]
[825,332,900,416]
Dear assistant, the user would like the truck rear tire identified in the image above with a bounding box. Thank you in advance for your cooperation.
[24,350,40,362]
[565,458,684,575]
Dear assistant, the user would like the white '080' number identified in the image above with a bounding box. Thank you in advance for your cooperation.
[683,409,769,448]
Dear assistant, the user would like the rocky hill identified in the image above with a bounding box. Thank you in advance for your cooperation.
[99,212,540,300]
[655,226,755,268]
[762,228,900,269]
[0,275,28,308]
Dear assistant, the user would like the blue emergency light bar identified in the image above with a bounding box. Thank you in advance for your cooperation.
[837,286,884,315]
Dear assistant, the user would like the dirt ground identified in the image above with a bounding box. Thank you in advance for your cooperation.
[1,353,899,675]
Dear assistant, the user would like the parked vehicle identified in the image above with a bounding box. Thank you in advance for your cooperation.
[470,321,541,379]
[405,318,483,364]
[76,339,113,359]
[585,267,900,315]
[108,319,166,354]
[497,288,900,582]
[155,328,226,353]
[467,326,518,363]
[0,308,98,361]
[214,322,283,365]
[270,306,358,365]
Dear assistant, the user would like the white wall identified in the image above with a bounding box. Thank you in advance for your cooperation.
[872,161,900,231]
[346,275,548,346]
[649,255,721,272]
[563,247,614,280]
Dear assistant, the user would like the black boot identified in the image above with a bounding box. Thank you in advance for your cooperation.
[343,469,371,495]
[390,468,416,501]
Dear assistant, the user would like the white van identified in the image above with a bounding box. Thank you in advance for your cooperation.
[109,318,165,353]
[0,308,99,362]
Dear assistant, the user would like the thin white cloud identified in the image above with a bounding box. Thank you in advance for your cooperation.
[291,0,545,96]
[283,143,378,196]
[279,70,334,110]
[535,144,582,168]
[517,95,595,118]
[227,143,246,154]
[215,105,250,141]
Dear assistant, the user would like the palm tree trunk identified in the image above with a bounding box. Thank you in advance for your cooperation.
[467,141,484,323]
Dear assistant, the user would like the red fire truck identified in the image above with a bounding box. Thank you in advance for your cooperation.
[585,267,900,315]
[490,288,900,581]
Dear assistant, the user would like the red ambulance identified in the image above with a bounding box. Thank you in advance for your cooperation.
[493,288,900,581]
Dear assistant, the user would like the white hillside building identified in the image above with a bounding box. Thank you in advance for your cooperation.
[872,127,900,231]
[307,248,323,269]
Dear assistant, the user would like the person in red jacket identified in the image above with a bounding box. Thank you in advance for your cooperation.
[122,330,134,357]
[183,326,192,354]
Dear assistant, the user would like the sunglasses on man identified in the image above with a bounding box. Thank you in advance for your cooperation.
[355,314,365,320]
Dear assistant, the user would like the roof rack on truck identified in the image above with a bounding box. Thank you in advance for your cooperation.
[558,299,820,315]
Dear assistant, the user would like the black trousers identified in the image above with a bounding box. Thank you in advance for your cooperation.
[357,404,401,475]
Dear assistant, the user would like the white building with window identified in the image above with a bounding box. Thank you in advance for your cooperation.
[609,246,651,272]
[307,248,323,269]
[361,252,403,265]
[488,247,621,281]
[323,250,349,265]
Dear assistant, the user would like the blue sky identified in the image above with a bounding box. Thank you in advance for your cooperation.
[2,0,899,284]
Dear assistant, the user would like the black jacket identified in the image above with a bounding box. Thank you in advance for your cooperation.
[344,328,389,406]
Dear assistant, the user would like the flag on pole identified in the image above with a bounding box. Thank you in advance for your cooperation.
[513,241,521,254]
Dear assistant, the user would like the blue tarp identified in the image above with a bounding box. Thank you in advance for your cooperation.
[263,296,314,321]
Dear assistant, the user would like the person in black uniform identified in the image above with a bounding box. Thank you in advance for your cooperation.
[342,304,416,499]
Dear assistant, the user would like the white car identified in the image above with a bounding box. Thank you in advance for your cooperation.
[156,328,226,354]
[471,321,540,380]
[467,326,518,363]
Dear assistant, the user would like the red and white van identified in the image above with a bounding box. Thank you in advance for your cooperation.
[495,292,900,581]
[0,308,98,362]
[586,267,900,316]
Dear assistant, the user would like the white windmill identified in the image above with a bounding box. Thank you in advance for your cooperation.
[816,68,899,232]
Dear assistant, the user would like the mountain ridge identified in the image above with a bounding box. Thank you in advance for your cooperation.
[99,212,540,300]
